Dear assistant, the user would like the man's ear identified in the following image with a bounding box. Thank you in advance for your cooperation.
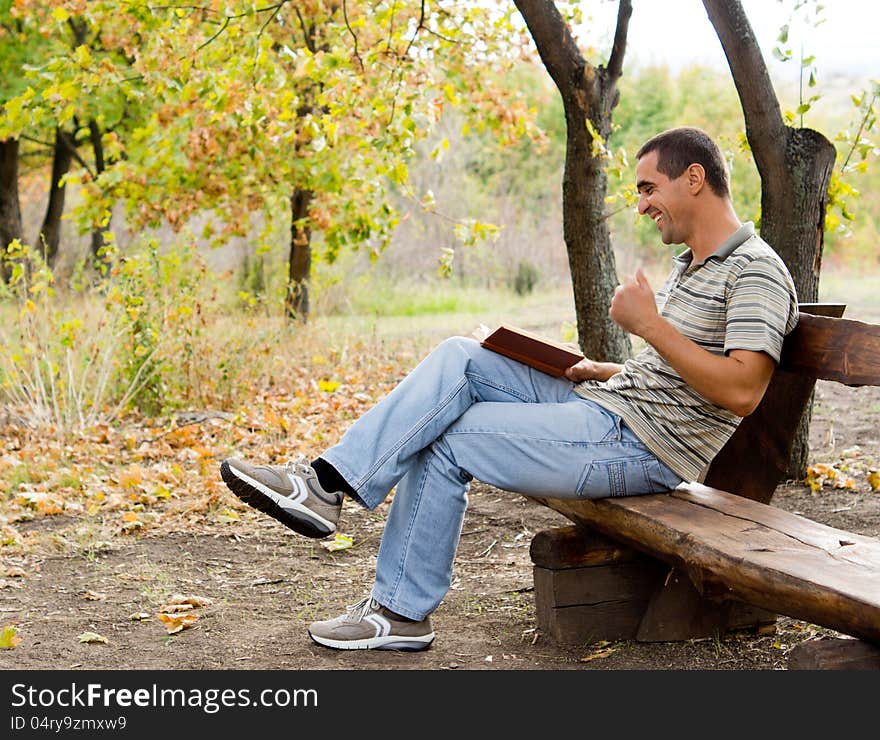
[686,163,706,194]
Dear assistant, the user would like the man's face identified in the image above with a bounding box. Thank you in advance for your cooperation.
[635,150,692,246]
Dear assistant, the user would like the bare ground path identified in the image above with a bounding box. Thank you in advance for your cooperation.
[2,377,878,672]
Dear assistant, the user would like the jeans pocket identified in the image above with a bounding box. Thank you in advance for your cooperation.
[578,455,677,499]
[641,457,684,493]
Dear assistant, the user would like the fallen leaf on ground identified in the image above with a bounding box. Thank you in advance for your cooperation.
[81,590,107,601]
[77,631,108,644]
[129,612,152,621]
[163,594,213,608]
[5,567,26,578]
[0,625,21,649]
[321,533,353,552]
[216,508,240,523]
[159,603,194,613]
[157,612,199,634]
[580,647,616,662]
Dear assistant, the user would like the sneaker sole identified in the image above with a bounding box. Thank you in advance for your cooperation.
[220,461,335,539]
[307,631,435,652]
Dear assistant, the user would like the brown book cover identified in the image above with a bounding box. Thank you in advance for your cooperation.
[477,324,584,377]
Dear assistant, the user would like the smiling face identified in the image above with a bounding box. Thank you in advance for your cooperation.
[635,150,694,246]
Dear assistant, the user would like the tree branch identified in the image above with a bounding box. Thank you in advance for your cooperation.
[294,7,317,53]
[702,0,786,176]
[513,0,586,101]
[342,0,364,72]
[58,130,95,180]
[605,0,632,84]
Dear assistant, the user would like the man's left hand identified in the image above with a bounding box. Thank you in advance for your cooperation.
[610,269,659,338]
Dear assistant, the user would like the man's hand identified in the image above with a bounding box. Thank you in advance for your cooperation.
[564,357,623,383]
[610,268,659,338]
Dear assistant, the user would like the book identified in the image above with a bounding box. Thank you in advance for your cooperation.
[474,324,584,377]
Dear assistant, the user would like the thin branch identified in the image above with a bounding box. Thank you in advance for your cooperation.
[422,26,458,45]
[20,134,56,148]
[58,130,95,180]
[342,0,364,72]
[258,2,284,39]
[386,0,397,53]
[840,92,877,172]
[294,7,317,53]
[389,0,426,126]
[194,15,231,52]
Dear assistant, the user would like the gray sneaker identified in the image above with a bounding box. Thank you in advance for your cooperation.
[308,597,435,651]
[220,456,342,538]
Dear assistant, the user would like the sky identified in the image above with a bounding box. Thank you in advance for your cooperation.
[578,0,880,80]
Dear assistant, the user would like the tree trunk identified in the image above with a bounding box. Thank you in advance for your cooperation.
[37,127,74,268]
[514,0,632,362]
[0,137,23,283]
[703,0,837,481]
[286,187,313,322]
[88,119,111,270]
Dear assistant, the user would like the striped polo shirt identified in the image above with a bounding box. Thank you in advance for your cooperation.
[575,222,799,482]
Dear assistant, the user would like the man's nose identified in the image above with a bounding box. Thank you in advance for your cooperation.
[637,196,649,215]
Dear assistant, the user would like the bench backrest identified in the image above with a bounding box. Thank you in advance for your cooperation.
[703,303,880,503]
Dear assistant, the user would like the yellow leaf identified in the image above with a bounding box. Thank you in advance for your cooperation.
[129,612,152,621]
[119,467,144,489]
[321,533,353,552]
[78,631,108,644]
[0,625,21,649]
[157,612,199,634]
[216,508,240,523]
[867,469,880,491]
[318,379,340,393]
[122,511,140,523]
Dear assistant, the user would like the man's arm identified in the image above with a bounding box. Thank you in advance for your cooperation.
[610,269,776,417]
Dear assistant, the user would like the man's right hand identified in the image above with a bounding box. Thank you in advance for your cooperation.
[564,357,623,383]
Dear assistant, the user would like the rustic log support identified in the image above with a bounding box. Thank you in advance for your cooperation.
[531,525,776,645]
[788,637,880,670]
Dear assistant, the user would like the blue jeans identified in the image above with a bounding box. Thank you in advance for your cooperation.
[321,336,683,620]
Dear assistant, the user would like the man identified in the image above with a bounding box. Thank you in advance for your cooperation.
[220,126,799,652]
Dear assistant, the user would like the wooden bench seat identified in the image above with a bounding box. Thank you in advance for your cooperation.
[535,483,880,644]
[530,304,880,664]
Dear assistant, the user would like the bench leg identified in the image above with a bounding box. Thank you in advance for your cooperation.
[635,568,777,641]
[531,525,777,645]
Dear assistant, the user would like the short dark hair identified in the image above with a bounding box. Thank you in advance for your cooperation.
[636,127,730,198]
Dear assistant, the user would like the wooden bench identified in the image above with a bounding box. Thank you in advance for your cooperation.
[529,303,880,668]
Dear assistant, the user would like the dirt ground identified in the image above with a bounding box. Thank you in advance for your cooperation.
[1,379,879,672]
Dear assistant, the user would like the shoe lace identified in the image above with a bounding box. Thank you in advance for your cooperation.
[343,596,379,623]
[286,455,313,478]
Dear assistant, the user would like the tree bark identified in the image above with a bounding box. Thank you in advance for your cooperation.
[703,0,837,481]
[88,119,111,269]
[37,127,74,268]
[0,137,23,283]
[513,0,632,362]
[286,187,313,322]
